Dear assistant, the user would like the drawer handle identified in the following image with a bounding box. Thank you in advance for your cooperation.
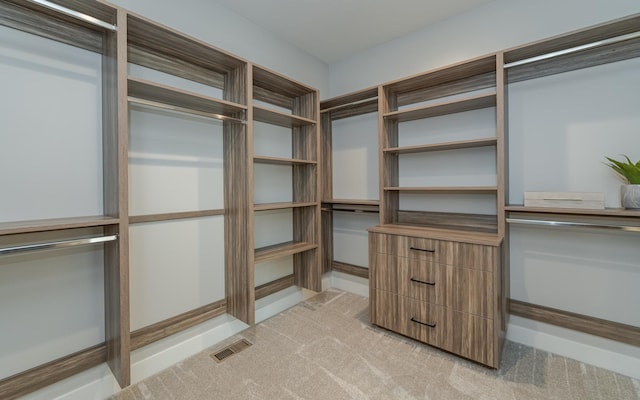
[411,317,436,328]
[410,277,435,286]
[409,246,435,253]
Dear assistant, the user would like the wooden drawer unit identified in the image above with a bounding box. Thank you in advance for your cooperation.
[369,227,504,368]
[373,290,495,366]
[371,253,494,318]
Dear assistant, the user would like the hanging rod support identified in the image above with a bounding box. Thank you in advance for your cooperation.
[128,97,246,124]
[504,31,640,69]
[28,0,117,31]
[506,218,640,232]
[0,235,118,255]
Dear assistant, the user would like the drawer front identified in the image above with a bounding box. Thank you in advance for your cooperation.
[373,290,441,345]
[371,253,494,318]
[372,290,495,366]
[369,232,497,271]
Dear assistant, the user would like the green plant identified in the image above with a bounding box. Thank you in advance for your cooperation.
[605,155,640,184]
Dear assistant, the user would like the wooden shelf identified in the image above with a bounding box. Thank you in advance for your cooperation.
[254,241,318,264]
[253,65,315,100]
[129,209,225,224]
[323,199,380,206]
[505,205,640,218]
[253,156,317,166]
[253,105,316,128]
[254,202,317,211]
[0,216,120,236]
[383,92,496,123]
[385,186,498,194]
[384,137,497,154]
[128,77,246,119]
[368,223,503,246]
[321,86,379,120]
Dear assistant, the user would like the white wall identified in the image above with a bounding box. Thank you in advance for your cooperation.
[329,0,640,96]
[110,0,329,95]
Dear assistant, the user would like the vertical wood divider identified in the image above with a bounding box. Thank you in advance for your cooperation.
[104,8,131,388]
[292,91,322,291]
[378,85,397,225]
[320,112,333,274]
[497,52,511,335]
[224,63,254,325]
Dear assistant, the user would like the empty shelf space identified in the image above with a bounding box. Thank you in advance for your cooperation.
[254,241,318,264]
[384,137,497,154]
[253,156,317,166]
[383,92,496,122]
[254,202,317,211]
[0,216,119,236]
[384,186,498,194]
[128,77,246,120]
[129,209,225,224]
[321,87,379,119]
[253,105,316,128]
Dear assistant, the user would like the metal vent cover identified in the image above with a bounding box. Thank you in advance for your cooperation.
[210,338,252,363]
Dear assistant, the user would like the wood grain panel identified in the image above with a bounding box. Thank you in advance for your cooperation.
[439,305,495,367]
[0,0,102,52]
[9,0,117,25]
[129,209,225,224]
[397,72,496,108]
[254,202,316,211]
[128,45,225,90]
[505,206,640,218]
[126,13,244,75]
[254,241,317,264]
[320,85,379,111]
[332,260,369,279]
[373,290,440,344]
[253,105,315,128]
[371,253,493,317]
[0,344,106,400]
[128,77,246,117]
[252,85,292,110]
[383,55,496,97]
[224,64,253,325]
[384,137,497,154]
[397,211,498,233]
[368,225,503,247]
[384,92,496,123]
[255,274,295,300]
[0,216,119,236]
[321,210,333,274]
[320,112,333,202]
[326,100,378,120]
[507,37,640,83]
[104,7,129,388]
[253,64,315,100]
[379,84,398,225]
[503,13,640,64]
[510,300,640,347]
[254,156,317,166]
[131,300,227,350]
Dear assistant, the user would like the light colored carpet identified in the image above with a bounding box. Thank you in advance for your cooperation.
[113,290,640,400]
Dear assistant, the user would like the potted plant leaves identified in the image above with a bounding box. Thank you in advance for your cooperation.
[605,155,640,209]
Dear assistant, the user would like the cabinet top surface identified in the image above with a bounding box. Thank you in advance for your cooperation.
[368,224,503,247]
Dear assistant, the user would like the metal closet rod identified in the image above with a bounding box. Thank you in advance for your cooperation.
[0,234,118,255]
[506,218,640,233]
[28,0,117,31]
[128,97,246,124]
[504,31,640,69]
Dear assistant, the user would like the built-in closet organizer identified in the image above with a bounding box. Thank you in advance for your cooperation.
[320,87,379,278]
[369,54,508,368]
[502,14,640,347]
[0,0,126,398]
[0,1,323,398]
[250,65,322,325]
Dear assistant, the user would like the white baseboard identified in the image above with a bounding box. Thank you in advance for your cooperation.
[22,287,311,400]
[330,271,369,297]
[507,315,640,380]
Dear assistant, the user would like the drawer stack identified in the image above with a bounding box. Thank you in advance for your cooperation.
[369,228,505,367]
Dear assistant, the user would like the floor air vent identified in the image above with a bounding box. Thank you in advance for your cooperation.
[211,339,252,363]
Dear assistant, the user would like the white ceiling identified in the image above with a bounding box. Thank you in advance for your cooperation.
[215,0,495,63]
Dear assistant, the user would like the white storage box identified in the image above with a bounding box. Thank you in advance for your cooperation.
[524,192,605,209]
